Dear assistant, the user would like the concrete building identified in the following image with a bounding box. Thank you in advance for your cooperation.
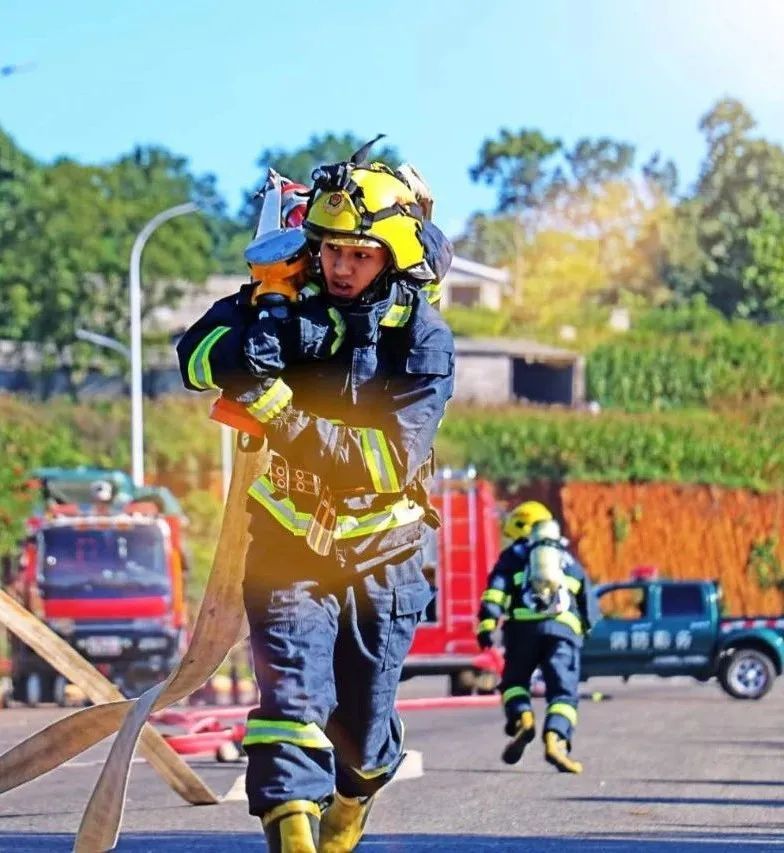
[1,256,584,406]
[438,256,511,311]
[453,337,584,407]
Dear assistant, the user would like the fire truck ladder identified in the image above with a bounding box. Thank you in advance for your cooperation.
[441,468,481,637]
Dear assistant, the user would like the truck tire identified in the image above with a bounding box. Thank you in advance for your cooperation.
[475,669,499,695]
[0,678,11,708]
[449,669,475,697]
[52,675,68,707]
[216,741,243,763]
[718,648,775,700]
[24,673,42,707]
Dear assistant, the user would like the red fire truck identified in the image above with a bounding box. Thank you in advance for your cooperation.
[404,469,504,696]
[6,470,189,705]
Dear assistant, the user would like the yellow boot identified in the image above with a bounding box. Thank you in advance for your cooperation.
[543,731,583,774]
[261,800,320,853]
[319,791,375,852]
[501,710,536,765]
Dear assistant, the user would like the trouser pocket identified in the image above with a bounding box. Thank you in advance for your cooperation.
[354,569,432,673]
[384,576,433,672]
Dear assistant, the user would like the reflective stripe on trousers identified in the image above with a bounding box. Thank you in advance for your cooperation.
[243,719,333,750]
[547,702,577,727]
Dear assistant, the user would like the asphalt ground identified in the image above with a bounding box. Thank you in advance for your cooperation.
[0,675,781,851]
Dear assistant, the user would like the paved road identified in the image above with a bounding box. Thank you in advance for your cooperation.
[0,676,781,851]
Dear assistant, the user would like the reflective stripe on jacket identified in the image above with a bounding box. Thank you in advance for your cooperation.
[176,277,455,539]
[176,294,262,398]
[478,539,598,644]
[248,475,424,540]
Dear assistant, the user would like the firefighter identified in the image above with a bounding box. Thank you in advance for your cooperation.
[177,154,454,852]
[476,501,553,649]
[476,505,597,773]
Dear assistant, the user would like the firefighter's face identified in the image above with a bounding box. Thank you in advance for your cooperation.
[320,240,390,301]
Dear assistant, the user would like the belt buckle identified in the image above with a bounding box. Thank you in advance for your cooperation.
[268,451,290,494]
[291,466,320,497]
[305,485,336,557]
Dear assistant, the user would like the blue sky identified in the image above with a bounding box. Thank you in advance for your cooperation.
[3,0,784,237]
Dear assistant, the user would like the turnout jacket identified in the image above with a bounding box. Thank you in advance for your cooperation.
[176,278,455,545]
[477,539,598,647]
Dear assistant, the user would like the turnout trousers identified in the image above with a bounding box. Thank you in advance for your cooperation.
[500,623,581,744]
[242,503,432,816]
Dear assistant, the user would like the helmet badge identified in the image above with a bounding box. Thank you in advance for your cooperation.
[326,192,345,214]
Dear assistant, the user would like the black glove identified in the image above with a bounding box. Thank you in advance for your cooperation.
[279,302,345,363]
[243,311,285,378]
[243,299,346,382]
[477,631,494,650]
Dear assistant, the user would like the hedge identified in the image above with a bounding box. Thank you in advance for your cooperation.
[436,404,784,492]
[586,305,784,410]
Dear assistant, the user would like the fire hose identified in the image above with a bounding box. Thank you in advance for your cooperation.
[0,172,313,851]
[0,590,217,806]
[0,425,268,852]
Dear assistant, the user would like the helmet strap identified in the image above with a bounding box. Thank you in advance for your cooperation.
[308,161,424,238]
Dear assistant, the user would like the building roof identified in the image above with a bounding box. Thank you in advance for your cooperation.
[448,256,511,285]
[454,336,580,364]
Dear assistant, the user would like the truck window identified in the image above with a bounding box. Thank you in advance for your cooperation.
[40,526,170,598]
[660,584,704,617]
[598,586,647,620]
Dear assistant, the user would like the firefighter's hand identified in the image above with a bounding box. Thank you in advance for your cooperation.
[477,631,494,650]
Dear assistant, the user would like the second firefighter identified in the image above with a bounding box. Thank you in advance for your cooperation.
[477,502,598,773]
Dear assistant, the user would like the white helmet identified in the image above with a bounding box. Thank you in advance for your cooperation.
[90,480,114,503]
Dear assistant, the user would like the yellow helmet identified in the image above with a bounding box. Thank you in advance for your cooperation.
[304,163,426,271]
[502,500,553,542]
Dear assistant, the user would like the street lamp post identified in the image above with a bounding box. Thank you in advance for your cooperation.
[129,202,198,488]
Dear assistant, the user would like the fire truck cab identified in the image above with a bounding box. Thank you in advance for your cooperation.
[6,469,189,705]
[404,468,504,696]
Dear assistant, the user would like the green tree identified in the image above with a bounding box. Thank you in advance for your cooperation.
[0,129,48,343]
[741,208,784,320]
[469,128,562,215]
[641,151,679,198]
[0,135,221,375]
[466,130,674,315]
[565,137,635,188]
[242,132,401,229]
[672,98,784,320]
[452,212,517,266]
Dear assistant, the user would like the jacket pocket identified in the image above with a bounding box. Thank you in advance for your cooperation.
[405,348,453,377]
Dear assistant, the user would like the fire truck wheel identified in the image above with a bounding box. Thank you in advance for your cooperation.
[24,673,42,707]
[52,675,68,707]
[0,678,11,708]
[474,669,498,695]
[216,741,243,763]
[449,669,476,697]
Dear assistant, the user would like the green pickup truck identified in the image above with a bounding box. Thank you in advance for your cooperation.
[582,579,784,700]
